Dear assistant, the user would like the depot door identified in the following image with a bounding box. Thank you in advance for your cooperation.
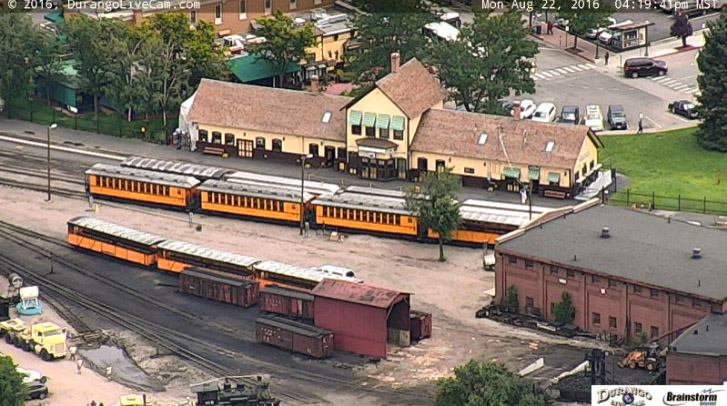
[237,139,253,158]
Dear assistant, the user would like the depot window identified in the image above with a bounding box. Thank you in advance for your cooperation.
[393,129,404,140]
[225,133,235,145]
[211,131,222,144]
[351,124,361,135]
[198,129,209,143]
[272,139,282,151]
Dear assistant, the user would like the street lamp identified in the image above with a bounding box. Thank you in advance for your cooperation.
[300,153,313,235]
[46,123,57,202]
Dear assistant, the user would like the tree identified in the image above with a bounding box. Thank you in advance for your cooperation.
[34,32,65,107]
[156,39,190,127]
[695,13,727,151]
[0,14,40,109]
[106,24,146,121]
[436,361,552,406]
[671,12,693,48]
[347,0,435,82]
[406,168,462,262]
[429,10,537,114]
[245,10,315,88]
[0,356,26,406]
[552,291,575,324]
[184,21,229,87]
[556,4,614,50]
[506,285,519,310]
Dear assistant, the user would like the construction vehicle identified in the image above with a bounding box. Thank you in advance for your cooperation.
[120,394,146,406]
[190,375,280,406]
[0,318,27,343]
[7,322,68,361]
[617,343,663,372]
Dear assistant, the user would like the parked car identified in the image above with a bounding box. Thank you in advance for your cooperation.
[532,102,557,122]
[623,57,668,78]
[586,17,617,39]
[598,20,633,45]
[607,105,628,130]
[24,380,48,400]
[16,367,47,384]
[584,105,604,131]
[559,105,580,124]
[511,99,537,119]
[668,100,699,119]
[556,18,569,29]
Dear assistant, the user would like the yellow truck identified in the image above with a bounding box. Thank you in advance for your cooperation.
[0,318,27,343]
[6,322,68,361]
[120,394,146,406]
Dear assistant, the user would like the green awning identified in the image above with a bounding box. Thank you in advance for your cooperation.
[547,172,561,183]
[363,112,376,127]
[376,114,391,129]
[226,53,301,83]
[44,10,63,23]
[503,167,521,179]
[391,116,405,131]
[528,168,540,181]
[348,110,362,125]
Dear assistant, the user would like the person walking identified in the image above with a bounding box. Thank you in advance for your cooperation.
[547,21,554,35]
[604,51,610,65]
[76,359,83,375]
[637,113,644,134]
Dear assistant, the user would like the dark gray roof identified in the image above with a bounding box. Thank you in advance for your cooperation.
[261,285,315,302]
[256,315,331,338]
[670,313,727,356]
[498,204,727,301]
[182,267,254,287]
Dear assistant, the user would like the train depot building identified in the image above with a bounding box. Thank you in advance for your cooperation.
[494,201,727,346]
[184,53,603,198]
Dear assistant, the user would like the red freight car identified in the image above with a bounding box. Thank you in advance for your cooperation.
[179,267,259,308]
[260,285,315,320]
[256,315,334,359]
[410,310,432,341]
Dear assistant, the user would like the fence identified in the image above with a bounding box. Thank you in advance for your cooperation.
[609,189,727,216]
[5,97,177,144]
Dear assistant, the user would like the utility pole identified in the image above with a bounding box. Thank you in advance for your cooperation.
[46,123,57,202]
[300,154,313,235]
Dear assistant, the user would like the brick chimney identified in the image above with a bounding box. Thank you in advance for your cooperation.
[512,100,521,120]
[311,75,319,94]
[391,52,401,73]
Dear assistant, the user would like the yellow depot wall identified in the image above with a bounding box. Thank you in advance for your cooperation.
[574,136,599,182]
[196,122,346,156]
[306,31,352,69]
[346,88,408,158]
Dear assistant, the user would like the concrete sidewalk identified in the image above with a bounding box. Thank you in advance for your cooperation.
[531,25,705,63]
[0,117,571,208]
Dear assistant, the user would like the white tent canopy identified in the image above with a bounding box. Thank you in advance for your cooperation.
[178,92,197,151]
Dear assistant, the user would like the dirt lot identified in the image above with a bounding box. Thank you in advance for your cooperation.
[0,186,604,403]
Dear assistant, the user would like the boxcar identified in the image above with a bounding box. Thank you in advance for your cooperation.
[179,267,259,308]
[260,285,315,320]
[256,315,334,359]
[197,180,314,224]
[67,216,166,266]
[410,310,432,341]
[156,240,259,275]
[85,163,200,210]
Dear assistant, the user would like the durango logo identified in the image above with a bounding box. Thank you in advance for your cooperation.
[597,387,653,405]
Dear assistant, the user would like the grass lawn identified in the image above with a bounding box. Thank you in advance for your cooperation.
[599,128,727,209]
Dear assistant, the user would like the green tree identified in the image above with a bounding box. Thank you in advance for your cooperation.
[429,10,537,114]
[106,24,146,121]
[348,0,435,83]
[436,361,552,406]
[245,10,315,88]
[556,4,614,50]
[34,32,65,107]
[0,14,40,109]
[406,168,462,262]
[0,356,26,405]
[671,12,693,48]
[695,13,727,151]
[552,291,575,324]
[506,285,519,310]
[156,39,190,127]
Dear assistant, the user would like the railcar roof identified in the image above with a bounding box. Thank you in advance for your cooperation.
[199,180,314,202]
[157,240,259,268]
[86,163,200,188]
[253,260,358,283]
[224,171,340,195]
[314,191,411,215]
[121,156,232,180]
[68,216,166,246]
[256,315,331,338]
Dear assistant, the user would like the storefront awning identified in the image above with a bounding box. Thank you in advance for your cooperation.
[376,114,391,129]
[363,112,376,127]
[547,172,561,183]
[391,116,405,131]
[528,168,540,181]
[348,110,362,125]
[503,167,520,179]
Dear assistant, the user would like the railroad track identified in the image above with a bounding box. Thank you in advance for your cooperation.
[0,222,436,404]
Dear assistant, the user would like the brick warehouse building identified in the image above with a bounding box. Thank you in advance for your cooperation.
[667,313,727,384]
[494,200,727,344]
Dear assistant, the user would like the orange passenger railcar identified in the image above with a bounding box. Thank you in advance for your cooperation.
[156,240,259,275]
[198,180,313,224]
[67,216,166,266]
[85,163,200,209]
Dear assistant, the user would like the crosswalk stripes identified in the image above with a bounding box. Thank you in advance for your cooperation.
[650,75,699,95]
[531,63,598,81]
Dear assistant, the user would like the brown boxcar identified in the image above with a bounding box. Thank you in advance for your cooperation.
[260,285,315,320]
[179,267,259,308]
[256,315,334,359]
[410,310,432,341]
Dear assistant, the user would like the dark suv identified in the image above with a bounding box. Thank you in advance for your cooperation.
[559,105,580,124]
[624,57,668,78]
[607,105,627,130]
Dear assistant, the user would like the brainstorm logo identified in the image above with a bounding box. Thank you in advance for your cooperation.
[598,387,653,406]
[662,388,723,406]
